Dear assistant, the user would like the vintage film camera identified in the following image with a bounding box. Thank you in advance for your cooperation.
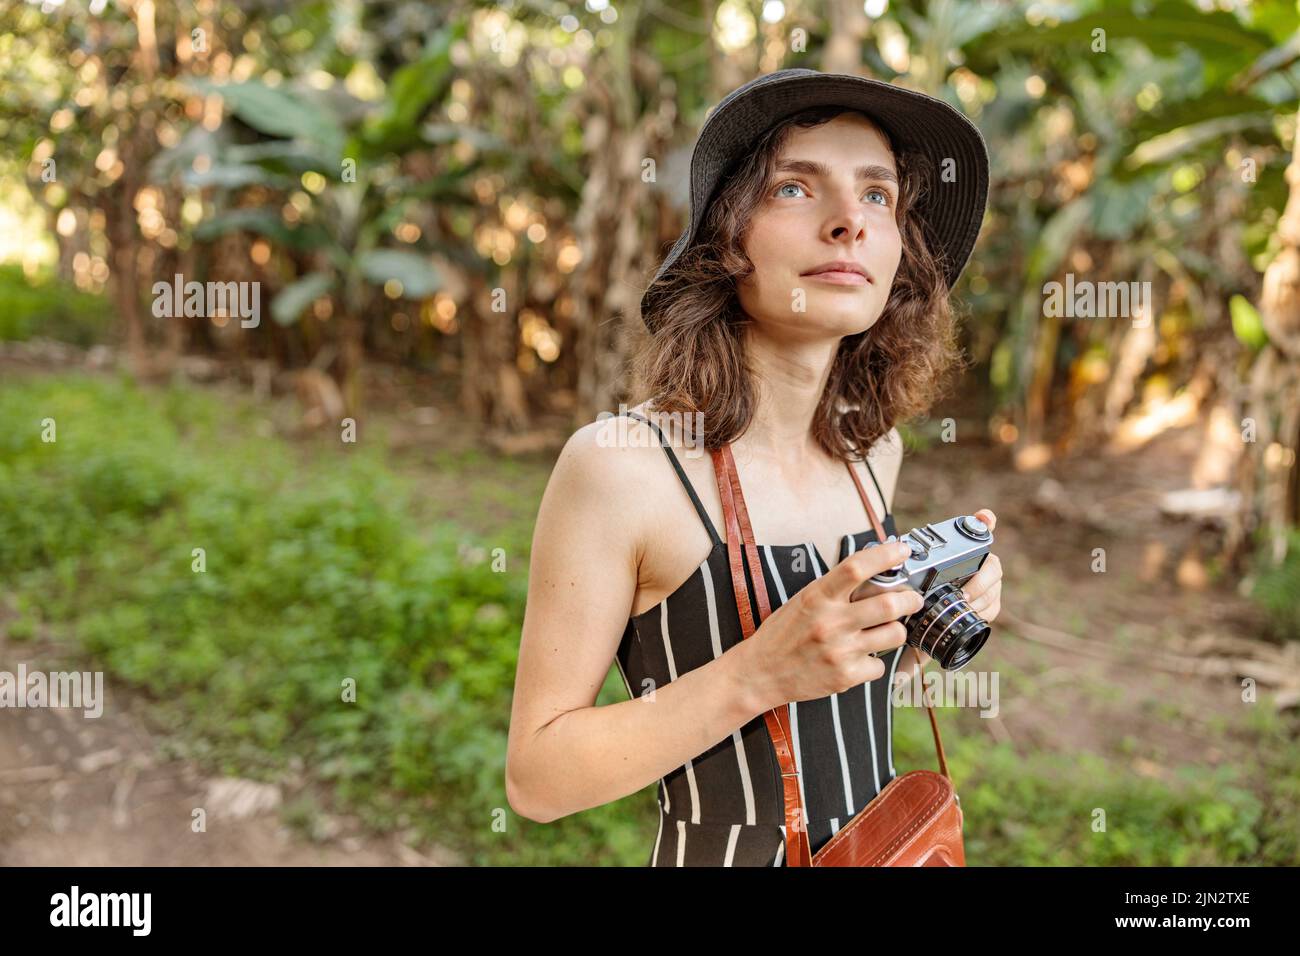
[850,515,995,670]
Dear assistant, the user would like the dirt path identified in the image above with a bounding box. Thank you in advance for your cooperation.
[892,425,1296,778]
[0,626,462,866]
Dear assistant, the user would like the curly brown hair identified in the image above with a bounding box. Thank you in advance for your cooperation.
[632,104,965,460]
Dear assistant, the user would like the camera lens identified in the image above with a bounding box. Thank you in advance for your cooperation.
[905,582,990,670]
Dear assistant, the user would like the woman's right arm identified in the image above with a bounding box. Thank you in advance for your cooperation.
[504,421,922,824]
[504,421,770,824]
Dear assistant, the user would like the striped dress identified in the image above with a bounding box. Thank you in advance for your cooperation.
[613,411,903,866]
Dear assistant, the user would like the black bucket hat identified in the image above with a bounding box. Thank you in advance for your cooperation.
[641,67,989,331]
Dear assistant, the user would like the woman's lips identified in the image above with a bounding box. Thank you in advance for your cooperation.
[803,270,869,286]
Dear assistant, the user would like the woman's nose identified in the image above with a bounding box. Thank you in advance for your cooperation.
[824,192,868,243]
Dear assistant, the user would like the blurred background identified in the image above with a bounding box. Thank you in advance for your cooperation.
[1,0,1298,866]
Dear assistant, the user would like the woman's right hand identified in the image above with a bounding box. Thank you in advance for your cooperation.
[738,539,925,710]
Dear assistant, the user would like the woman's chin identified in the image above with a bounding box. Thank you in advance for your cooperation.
[803,294,883,329]
[820,309,882,338]
[745,301,883,338]
[784,317,881,341]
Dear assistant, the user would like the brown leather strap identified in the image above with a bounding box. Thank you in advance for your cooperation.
[713,443,952,866]
[721,448,805,800]
[925,687,951,779]
[845,457,950,780]
[713,447,758,638]
[711,446,811,867]
[846,459,888,544]
[720,445,773,623]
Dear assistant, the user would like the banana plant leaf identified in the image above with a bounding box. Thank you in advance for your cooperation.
[356,249,442,298]
[272,272,337,326]
[191,78,346,165]
[194,208,333,252]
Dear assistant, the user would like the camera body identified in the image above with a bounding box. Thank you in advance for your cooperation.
[850,515,994,670]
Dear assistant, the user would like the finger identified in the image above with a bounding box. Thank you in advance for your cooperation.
[961,553,1001,601]
[851,654,888,685]
[972,582,1002,621]
[968,579,1001,615]
[859,620,909,658]
[827,539,913,602]
[961,569,992,602]
[848,587,924,631]
[974,508,997,532]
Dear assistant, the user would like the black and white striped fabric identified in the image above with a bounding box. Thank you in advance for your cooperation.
[614,411,902,866]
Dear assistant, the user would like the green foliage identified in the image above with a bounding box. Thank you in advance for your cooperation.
[0,373,651,864]
[1229,294,1269,350]
[170,22,476,327]
[272,272,336,325]
[895,421,931,453]
[356,249,442,297]
[193,208,331,252]
[359,21,465,156]
[968,0,1274,82]
[0,265,112,346]
[191,78,345,165]
[892,701,1300,865]
[1249,530,1300,641]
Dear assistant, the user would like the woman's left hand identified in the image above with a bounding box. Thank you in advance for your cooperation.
[959,509,1002,623]
[899,508,1003,676]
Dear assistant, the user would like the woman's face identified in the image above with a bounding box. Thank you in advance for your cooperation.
[736,112,903,340]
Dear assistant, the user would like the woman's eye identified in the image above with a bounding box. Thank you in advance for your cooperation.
[775,181,891,205]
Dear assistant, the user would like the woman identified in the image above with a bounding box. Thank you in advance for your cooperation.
[506,68,1003,866]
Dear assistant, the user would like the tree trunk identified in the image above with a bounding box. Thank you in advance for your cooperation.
[823,0,870,75]
[1235,105,1300,564]
[337,269,366,420]
[571,4,673,424]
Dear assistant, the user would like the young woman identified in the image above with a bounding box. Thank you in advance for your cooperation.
[506,69,1003,866]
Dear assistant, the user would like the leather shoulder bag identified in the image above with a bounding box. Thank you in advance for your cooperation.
[710,442,966,867]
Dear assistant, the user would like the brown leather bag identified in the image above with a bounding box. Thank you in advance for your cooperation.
[710,442,966,867]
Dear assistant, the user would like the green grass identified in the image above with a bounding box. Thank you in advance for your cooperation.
[0,371,655,864]
[2,371,1296,864]
[0,264,113,346]
[891,699,1300,865]
[1250,529,1300,641]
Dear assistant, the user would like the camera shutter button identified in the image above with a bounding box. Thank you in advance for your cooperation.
[956,515,990,540]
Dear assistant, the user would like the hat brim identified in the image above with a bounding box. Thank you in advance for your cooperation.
[641,69,989,331]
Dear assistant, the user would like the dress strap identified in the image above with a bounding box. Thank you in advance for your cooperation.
[863,458,888,514]
[619,410,724,549]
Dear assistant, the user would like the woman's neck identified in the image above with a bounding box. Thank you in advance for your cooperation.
[739,329,840,469]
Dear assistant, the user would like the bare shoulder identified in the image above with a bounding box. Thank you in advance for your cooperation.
[553,405,674,482]
[543,407,681,552]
